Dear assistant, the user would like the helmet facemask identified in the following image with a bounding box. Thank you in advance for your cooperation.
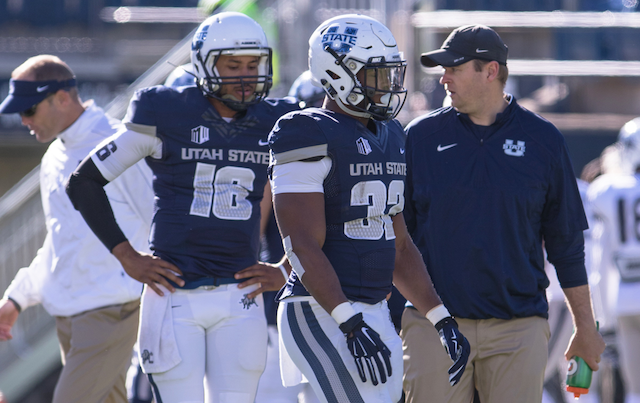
[194,46,273,111]
[354,57,407,121]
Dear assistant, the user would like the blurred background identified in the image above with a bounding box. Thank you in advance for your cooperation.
[0,0,637,401]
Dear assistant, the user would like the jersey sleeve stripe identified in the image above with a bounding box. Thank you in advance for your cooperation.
[272,144,328,165]
[124,121,157,136]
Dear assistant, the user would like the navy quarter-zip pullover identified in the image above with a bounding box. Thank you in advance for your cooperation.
[404,96,588,319]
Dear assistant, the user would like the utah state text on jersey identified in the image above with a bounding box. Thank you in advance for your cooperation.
[181,148,269,164]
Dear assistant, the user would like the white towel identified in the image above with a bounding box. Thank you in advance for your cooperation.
[137,284,181,374]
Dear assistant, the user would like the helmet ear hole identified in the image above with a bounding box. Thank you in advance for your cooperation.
[326,70,341,80]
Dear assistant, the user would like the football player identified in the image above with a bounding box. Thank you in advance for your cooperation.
[268,14,470,402]
[66,12,298,403]
[588,118,640,403]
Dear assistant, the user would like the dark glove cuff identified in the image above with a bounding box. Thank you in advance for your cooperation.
[339,312,363,334]
[434,316,458,332]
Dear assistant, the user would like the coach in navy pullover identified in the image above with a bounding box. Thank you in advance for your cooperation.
[405,96,587,320]
[400,25,605,403]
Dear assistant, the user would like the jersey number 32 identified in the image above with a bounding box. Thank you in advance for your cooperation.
[345,180,404,241]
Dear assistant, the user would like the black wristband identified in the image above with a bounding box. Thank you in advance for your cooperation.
[434,316,457,332]
[7,297,21,313]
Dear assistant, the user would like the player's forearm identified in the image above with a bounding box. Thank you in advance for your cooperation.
[292,240,349,315]
[274,192,346,312]
[66,158,128,252]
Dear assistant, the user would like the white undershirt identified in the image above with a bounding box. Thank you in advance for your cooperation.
[271,156,332,194]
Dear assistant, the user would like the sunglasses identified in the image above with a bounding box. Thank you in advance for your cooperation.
[19,93,55,118]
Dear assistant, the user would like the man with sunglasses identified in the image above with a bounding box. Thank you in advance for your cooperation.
[0,55,154,403]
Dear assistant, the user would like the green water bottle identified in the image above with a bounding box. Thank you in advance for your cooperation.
[566,356,592,399]
[565,322,599,399]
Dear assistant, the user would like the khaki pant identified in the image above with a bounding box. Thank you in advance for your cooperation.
[53,299,140,403]
[401,307,549,403]
[617,314,640,396]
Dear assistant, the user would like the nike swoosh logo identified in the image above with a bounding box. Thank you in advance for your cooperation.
[400,148,405,154]
[36,85,49,92]
[476,48,488,53]
[258,139,269,146]
[437,143,457,152]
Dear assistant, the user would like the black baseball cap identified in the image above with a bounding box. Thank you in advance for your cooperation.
[0,78,76,114]
[420,25,508,68]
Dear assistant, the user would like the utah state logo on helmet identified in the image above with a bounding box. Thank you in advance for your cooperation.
[322,25,359,54]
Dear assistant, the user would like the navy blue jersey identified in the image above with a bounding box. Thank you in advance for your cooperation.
[124,85,299,281]
[269,108,407,304]
[404,97,588,320]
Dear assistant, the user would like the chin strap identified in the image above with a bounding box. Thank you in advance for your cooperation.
[219,94,252,111]
[334,96,371,119]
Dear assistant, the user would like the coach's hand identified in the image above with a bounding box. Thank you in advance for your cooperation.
[435,317,470,386]
[339,313,392,386]
[0,298,20,341]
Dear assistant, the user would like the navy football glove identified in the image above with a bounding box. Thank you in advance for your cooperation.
[434,317,470,386]
[339,313,392,386]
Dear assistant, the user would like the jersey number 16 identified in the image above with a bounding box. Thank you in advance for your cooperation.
[189,162,255,220]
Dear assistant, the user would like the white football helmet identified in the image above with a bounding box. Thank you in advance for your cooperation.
[287,70,325,108]
[617,117,640,174]
[308,14,407,121]
[164,63,195,88]
[190,12,272,110]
